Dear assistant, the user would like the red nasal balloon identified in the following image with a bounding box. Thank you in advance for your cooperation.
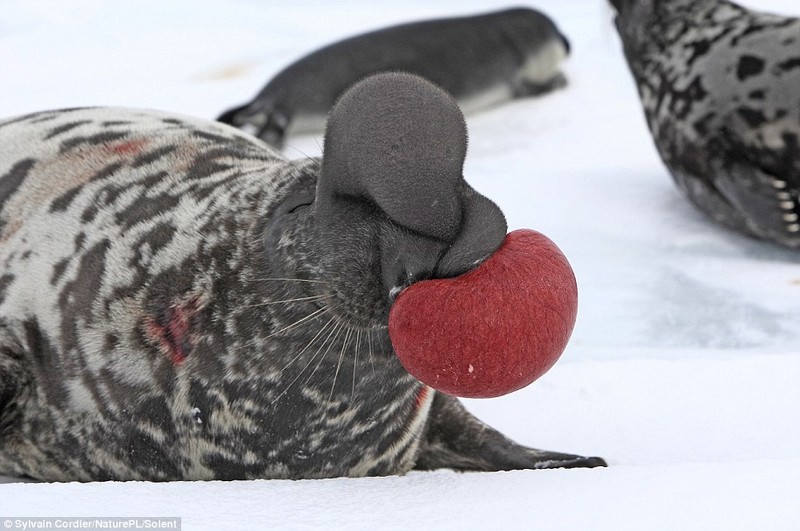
[388,229,578,398]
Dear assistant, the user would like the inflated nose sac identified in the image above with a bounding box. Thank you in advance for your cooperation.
[317,72,507,289]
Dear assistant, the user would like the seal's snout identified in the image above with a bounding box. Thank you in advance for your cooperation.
[433,187,507,279]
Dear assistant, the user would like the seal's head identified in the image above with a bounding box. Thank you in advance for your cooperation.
[314,72,507,327]
[609,0,715,70]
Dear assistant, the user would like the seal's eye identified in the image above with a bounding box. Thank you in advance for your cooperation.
[281,192,315,214]
[289,201,313,214]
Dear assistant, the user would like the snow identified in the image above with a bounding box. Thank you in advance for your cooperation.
[1,0,799,529]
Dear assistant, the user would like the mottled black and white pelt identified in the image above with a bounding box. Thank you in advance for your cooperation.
[610,0,800,249]
[0,73,604,482]
[219,7,570,149]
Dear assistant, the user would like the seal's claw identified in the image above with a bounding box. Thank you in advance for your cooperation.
[532,454,607,470]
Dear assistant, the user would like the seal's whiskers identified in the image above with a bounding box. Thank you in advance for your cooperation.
[265,306,326,339]
[351,329,361,397]
[274,314,334,374]
[270,315,338,404]
[304,319,345,388]
[329,326,353,401]
[243,294,329,308]
[367,329,377,376]
[255,277,329,284]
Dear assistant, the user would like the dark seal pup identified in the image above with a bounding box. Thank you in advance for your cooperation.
[0,73,604,482]
[218,7,570,149]
[610,0,800,249]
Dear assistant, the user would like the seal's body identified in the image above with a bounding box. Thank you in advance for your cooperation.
[218,8,570,149]
[610,0,800,249]
[0,74,603,482]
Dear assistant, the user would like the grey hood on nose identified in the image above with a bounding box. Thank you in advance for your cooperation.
[316,72,507,293]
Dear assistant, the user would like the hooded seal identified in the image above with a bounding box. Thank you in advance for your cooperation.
[611,0,800,249]
[218,7,570,149]
[0,73,603,481]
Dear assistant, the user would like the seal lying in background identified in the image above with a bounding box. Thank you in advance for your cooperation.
[610,0,800,249]
[218,7,570,149]
[0,73,604,482]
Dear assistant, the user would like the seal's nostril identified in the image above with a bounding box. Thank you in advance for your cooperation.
[388,266,435,303]
[389,285,404,302]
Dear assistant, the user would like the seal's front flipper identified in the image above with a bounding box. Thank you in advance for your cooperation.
[513,72,568,98]
[217,103,248,126]
[217,103,288,149]
[256,111,290,150]
[414,392,605,471]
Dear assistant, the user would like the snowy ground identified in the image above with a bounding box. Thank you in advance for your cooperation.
[1,0,799,529]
